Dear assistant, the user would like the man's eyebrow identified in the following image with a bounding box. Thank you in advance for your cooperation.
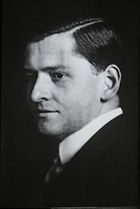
[24,65,66,72]
[41,65,66,72]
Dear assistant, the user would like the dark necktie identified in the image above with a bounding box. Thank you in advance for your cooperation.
[45,154,64,184]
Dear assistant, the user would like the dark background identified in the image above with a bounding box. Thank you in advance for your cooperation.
[1,0,139,207]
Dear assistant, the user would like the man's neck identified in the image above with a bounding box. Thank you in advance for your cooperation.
[99,95,119,116]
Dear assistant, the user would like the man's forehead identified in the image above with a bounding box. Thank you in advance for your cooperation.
[27,32,76,56]
[25,32,78,69]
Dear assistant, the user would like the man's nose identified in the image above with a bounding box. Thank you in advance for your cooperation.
[31,73,53,103]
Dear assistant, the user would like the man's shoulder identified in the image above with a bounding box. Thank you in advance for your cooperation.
[77,112,129,154]
[91,110,136,145]
[71,111,137,188]
[69,112,138,205]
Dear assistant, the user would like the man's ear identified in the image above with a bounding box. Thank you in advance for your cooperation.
[101,64,121,102]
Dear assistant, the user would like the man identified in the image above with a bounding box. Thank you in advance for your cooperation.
[24,18,137,206]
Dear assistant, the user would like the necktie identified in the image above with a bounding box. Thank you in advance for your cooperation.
[45,154,64,184]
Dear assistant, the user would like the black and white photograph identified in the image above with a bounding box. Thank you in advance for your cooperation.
[1,0,139,208]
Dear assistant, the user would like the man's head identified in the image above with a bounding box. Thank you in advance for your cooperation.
[24,18,123,139]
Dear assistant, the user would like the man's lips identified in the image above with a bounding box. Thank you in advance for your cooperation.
[34,109,60,119]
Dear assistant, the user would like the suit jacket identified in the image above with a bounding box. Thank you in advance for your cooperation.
[43,112,138,207]
[1,111,138,208]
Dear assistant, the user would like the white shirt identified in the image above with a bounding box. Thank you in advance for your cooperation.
[59,107,123,165]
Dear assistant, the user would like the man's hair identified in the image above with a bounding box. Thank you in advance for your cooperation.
[28,17,124,73]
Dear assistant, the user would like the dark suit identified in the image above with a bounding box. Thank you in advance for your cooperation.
[43,112,138,207]
[1,112,138,208]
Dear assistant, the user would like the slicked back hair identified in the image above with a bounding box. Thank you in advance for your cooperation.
[29,18,124,73]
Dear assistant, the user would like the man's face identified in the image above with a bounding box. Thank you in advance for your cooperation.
[24,32,104,139]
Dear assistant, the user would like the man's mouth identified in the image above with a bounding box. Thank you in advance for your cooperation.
[34,109,60,118]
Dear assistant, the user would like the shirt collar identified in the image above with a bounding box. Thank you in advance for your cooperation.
[59,107,123,165]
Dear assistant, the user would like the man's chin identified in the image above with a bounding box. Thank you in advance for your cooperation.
[37,122,62,138]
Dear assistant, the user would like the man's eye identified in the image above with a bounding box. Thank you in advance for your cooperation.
[50,72,66,80]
